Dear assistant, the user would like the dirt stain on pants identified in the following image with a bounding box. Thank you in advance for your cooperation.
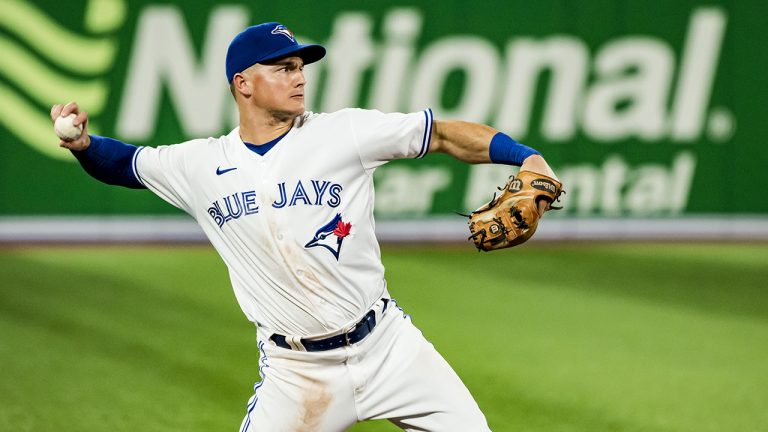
[295,378,333,432]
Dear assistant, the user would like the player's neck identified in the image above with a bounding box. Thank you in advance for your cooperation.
[238,109,296,145]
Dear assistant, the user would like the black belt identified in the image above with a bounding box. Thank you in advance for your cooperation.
[271,299,389,352]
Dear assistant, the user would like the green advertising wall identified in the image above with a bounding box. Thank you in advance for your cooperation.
[1,0,766,219]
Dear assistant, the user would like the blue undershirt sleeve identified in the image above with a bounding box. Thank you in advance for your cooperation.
[71,135,146,189]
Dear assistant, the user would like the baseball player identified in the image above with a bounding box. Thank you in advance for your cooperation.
[51,22,559,431]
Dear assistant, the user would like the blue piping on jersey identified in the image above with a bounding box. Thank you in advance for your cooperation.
[417,108,433,159]
[241,340,270,432]
[131,146,147,187]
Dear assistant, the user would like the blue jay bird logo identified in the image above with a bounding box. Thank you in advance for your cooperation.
[305,213,352,260]
[271,25,295,42]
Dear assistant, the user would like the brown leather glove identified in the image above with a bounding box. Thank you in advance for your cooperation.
[468,171,564,251]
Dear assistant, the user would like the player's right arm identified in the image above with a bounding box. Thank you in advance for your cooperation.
[50,102,145,189]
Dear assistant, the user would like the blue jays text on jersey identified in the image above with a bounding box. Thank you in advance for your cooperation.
[207,179,343,228]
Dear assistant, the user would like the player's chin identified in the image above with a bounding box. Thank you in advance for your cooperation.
[289,95,305,109]
[283,98,305,116]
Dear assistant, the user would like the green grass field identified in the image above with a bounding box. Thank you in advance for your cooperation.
[1,243,767,432]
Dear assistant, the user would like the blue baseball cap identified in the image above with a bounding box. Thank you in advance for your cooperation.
[225,22,326,82]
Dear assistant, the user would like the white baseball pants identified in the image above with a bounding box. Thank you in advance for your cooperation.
[239,300,491,431]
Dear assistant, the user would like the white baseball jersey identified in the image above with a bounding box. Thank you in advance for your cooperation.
[131,108,434,337]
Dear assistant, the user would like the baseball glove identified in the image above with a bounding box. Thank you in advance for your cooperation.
[468,171,563,251]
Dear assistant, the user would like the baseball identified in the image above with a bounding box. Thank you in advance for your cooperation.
[54,113,83,141]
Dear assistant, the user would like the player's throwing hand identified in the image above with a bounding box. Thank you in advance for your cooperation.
[50,102,90,151]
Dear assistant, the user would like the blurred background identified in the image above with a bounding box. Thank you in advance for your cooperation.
[2,0,768,241]
[1,0,766,431]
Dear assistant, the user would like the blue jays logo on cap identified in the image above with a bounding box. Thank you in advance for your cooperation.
[305,213,352,260]
[270,25,295,42]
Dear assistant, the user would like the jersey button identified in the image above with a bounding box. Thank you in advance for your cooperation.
[276,233,284,241]
[296,269,304,277]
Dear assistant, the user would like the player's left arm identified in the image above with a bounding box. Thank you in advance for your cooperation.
[428,120,558,180]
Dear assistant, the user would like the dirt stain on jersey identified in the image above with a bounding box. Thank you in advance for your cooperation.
[300,270,327,294]
[278,236,329,298]
[295,377,333,432]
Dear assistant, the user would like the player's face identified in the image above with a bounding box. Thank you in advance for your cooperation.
[244,56,307,119]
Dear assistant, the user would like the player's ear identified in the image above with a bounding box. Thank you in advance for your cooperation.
[232,73,252,98]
